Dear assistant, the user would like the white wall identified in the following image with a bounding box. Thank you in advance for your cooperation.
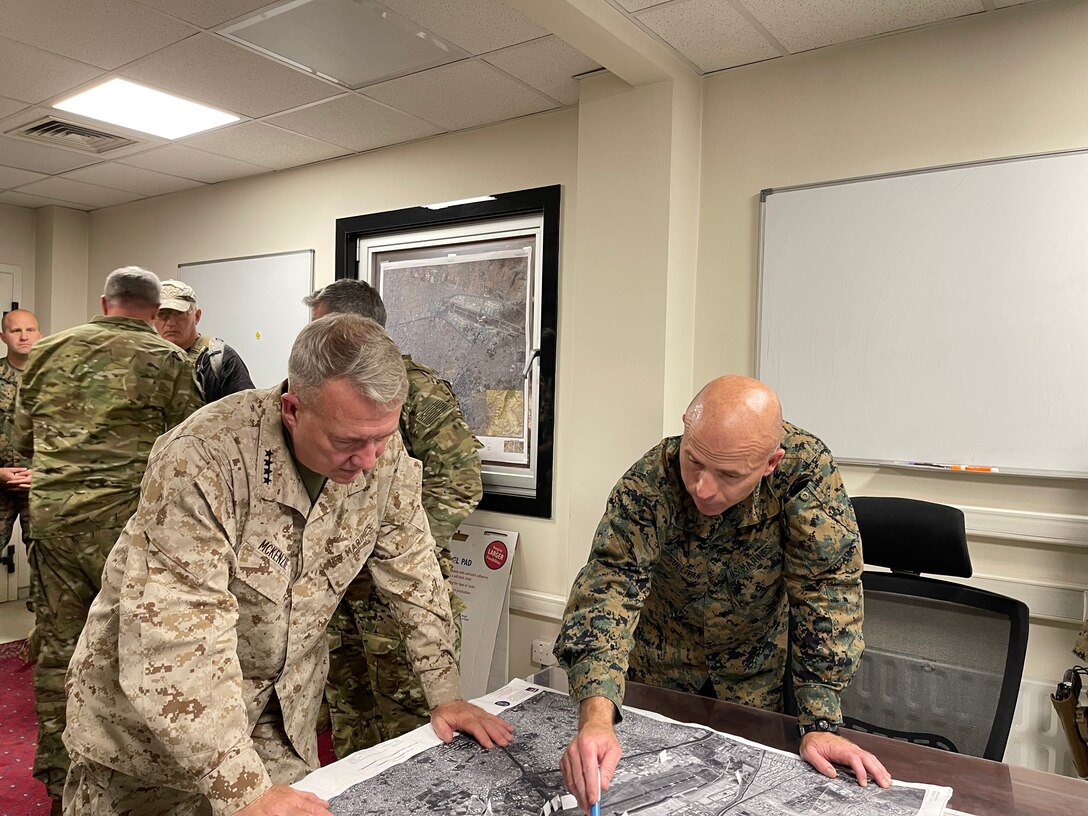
[0,203,36,312]
[698,0,1088,685]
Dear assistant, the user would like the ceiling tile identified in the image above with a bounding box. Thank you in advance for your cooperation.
[0,135,98,174]
[121,34,339,118]
[741,0,983,53]
[364,60,557,132]
[119,144,269,183]
[993,0,1039,6]
[267,94,443,152]
[62,162,204,196]
[1,0,198,70]
[0,37,104,105]
[0,165,46,189]
[135,0,275,29]
[0,97,29,119]
[379,0,548,54]
[484,36,600,106]
[180,121,349,169]
[0,190,94,210]
[636,0,780,72]
[15,177,143,208]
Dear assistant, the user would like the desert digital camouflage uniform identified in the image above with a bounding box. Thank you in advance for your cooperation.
[14,314,202,800]
[326,355,482,756]
[0,356,31,559]
[62,386,460,816]
[555,422,863,728]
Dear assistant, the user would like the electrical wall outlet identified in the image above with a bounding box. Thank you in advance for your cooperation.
[531,639,557,667]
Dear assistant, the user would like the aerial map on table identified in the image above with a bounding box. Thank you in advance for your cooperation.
[297,680,952,816]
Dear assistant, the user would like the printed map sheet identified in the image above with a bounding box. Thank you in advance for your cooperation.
[297,680,953,815]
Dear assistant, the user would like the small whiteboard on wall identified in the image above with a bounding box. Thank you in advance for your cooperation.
[758,150,1088,478]
[179,250,313,389]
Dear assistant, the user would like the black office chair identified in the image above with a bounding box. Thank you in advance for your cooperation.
[840,496,1029,761]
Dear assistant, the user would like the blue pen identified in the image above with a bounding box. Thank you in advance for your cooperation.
[590,768,600,816]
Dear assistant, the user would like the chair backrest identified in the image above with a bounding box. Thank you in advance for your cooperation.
[840,496,1029,761]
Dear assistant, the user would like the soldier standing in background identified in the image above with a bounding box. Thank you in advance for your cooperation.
[15,267,203,812]
[304,279,484,756]
[0,309,42,652]
[154,279,255,401]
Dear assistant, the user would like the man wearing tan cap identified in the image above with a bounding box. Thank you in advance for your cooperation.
[154,279,255,402]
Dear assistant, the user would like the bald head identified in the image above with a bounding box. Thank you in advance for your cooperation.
[679,376,785,516]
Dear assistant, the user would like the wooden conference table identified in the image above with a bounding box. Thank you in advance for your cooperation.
[619,682,1087,816]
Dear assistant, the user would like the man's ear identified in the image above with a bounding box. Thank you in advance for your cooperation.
[762,447,785,477]
[194,307,202,325]
[100,295,109,316]
[281,392,301,431]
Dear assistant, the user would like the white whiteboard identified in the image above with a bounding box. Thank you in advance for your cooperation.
[758,150,1088,478]
[179,250,313,389]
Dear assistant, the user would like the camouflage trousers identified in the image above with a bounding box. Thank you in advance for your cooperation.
[29,528,122,801]
[0,489,34,655]
[325,572,463,758]
[62,702,310,815]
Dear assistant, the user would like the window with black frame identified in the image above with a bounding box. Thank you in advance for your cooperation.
[334,186,559,518]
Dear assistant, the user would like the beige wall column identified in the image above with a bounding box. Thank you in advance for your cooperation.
[562,70,700,582]
[34,206,88,334]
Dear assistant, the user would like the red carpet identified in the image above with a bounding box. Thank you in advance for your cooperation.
[0,640,53,813]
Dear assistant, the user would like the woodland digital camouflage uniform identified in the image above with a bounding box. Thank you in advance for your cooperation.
[62,387,460,816]
[326,356,482,756]
[14,314,202,800]
[555,422,863,727]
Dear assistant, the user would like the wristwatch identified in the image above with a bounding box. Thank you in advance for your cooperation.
[798,718,840,737]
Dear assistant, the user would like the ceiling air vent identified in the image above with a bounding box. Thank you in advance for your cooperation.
[7,117,137,153]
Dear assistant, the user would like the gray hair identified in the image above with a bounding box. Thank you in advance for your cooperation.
[303,279,387,327]
[103,266,161,308]
[288,313,407,407]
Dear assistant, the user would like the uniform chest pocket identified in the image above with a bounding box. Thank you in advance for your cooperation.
[232,537,292,604]
[322,536,372,597]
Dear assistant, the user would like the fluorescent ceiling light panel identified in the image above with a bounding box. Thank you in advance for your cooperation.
[222,0,468,88]
[54,78,239,139]
[423,196,496,210]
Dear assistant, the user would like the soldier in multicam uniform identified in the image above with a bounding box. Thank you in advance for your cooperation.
[14,268,203,812]
[0,309,42,581]
[554,376,891,813]
[304,279,483,756]
[61,314,511,816]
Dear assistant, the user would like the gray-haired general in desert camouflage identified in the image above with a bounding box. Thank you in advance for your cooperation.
[61,313,511,816]
[15,273,203,805]
[556,423,863,723]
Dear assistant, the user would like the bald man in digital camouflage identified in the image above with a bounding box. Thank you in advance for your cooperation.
[555,375,890,813]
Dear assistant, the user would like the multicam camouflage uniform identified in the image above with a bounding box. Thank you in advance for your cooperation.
[0,356,31,568]
[62,386,460,816]
[326,356,482,756]
[14,315,202,800]
[555,422,863,728]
